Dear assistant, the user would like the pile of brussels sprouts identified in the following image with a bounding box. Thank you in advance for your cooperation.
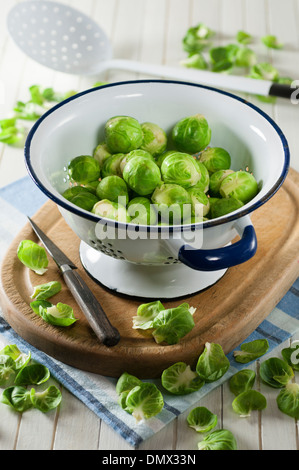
[62,114,259,225]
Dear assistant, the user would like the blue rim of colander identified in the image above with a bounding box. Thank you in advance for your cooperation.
[24,79,290,233]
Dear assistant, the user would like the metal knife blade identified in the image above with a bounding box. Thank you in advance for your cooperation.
[27,217,120,347]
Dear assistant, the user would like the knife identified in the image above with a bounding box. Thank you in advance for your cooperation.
[27,217,120,347]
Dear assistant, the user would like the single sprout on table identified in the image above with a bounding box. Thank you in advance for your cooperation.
[92,199,131,222]
[127,197,158,225]
[62,186,99,211]
[229,369,256,396]
[125,382,164,423]
[172,114,211,154]
[17,240,48,275]
[140,122,167,156]
[209,169,234,196]
[187,406,218,433]
[233,338,269,364]
[160,151,201,188]
[209,197,244,219]
[259,357,294,388]
[161,362,204,395]
[119,149,155,174]
[276,383,299,419]
[151,183,192,224]
[101,153,125,178]
[187,187,210,217]
[196,342,230,383]
[232,390,267,417]
[219,170,259,204]
[92,142,111,166]
[199,147,231,174]
[197,429,237,450]
[122,155,161,196]
[68,155,101,184]
[104,115,143,154]
[31,280,62,301]
[38,302,78,327]
[96,175,129,205]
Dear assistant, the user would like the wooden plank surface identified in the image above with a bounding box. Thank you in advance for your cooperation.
[0,0,298,451]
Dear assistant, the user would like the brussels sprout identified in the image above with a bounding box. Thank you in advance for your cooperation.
[31,281,62,301]
[38,302,78,327]
[151,303,195,345]
[30,300,52,316]
[232,390,267,417]
[187,406,218,433]
[209,44,239,66]
[101,153,125,178]
[172,114,211,153]
[249,62,279,81]
[197,429,237,450]
[187,187,210,217]
[161,362,204,395]
[209,169,234,196]
[120,149,155,173]
[219,170,259,203]
[233,339,269,364]
[122,156,161,196]
[17,240,48,275]
[229,369,256,396]
[193,161,210,192]
[0,355,16,387]
[0,344,31,371]
[281,344,299,371]
[124,382,164,422]
[68,155,101,184]
[93,142,111,166]
[276,383,299,419]
[96,175,129,205]
[92,199,131,222]
[182,23,214,53]
[15,363,50,386]
[116,372,142,396]
[1,386,33,412]
[62,185,99,211]
[260,357,294,388]
[261,34,283,49]
[127,197,158,225]
[81,180,100,194]
[235,47,257,67]
[132,300,165,329]
[236,30,252,45]
[105,115,143,153]
[30,385,62,413]
[180,52,208,70]
[151,183,191,224]
[196,342,230,383]
[209,197,244,219]
[140,122,167,156]
[199,147,231,174]
[161,152,201,188]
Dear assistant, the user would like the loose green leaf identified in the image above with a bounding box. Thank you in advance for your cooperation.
[124,382,164,422]
[249,62,280,81]
[152,303,195,345]
[0,344,31,371]
[261,34,283,49]
[31,281,62,301]
[187,406,217,433]
[39,302,77,327]
[232,390,267,417]
[233,339,269,363]
[276,383,299,419]
[15,363,50,386]
[196,342,230,383]
[161,362,204,395]
[182,23,214,53]
[260,357,294,388]
[30,385,62,413]
[229,369,256,396]
[235,47,257,67]
[30,300,53,315]
[132,300,165,330]
[180,52,208,70]
[1,386,33,412]
[0,355,16,387]
[281,344,299,371]
[236,30,253,45]
[17,240,49,275]
[197,429,237,450]
[115,372,142,395]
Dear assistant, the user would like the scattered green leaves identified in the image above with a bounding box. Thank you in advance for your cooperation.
[233,339,269,363]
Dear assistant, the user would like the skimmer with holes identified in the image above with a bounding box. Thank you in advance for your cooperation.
[6,0,279,97]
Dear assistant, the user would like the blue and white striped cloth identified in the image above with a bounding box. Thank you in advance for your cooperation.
[0,176,298,448]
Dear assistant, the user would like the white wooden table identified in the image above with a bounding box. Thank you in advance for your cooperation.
[0,0,298,451]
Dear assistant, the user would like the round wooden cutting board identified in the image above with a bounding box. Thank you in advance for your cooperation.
[1,169,299,379]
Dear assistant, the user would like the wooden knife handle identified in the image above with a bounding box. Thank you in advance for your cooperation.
[61,266,120,347]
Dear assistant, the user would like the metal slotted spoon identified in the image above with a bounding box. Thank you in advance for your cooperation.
[7,0,297,99]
